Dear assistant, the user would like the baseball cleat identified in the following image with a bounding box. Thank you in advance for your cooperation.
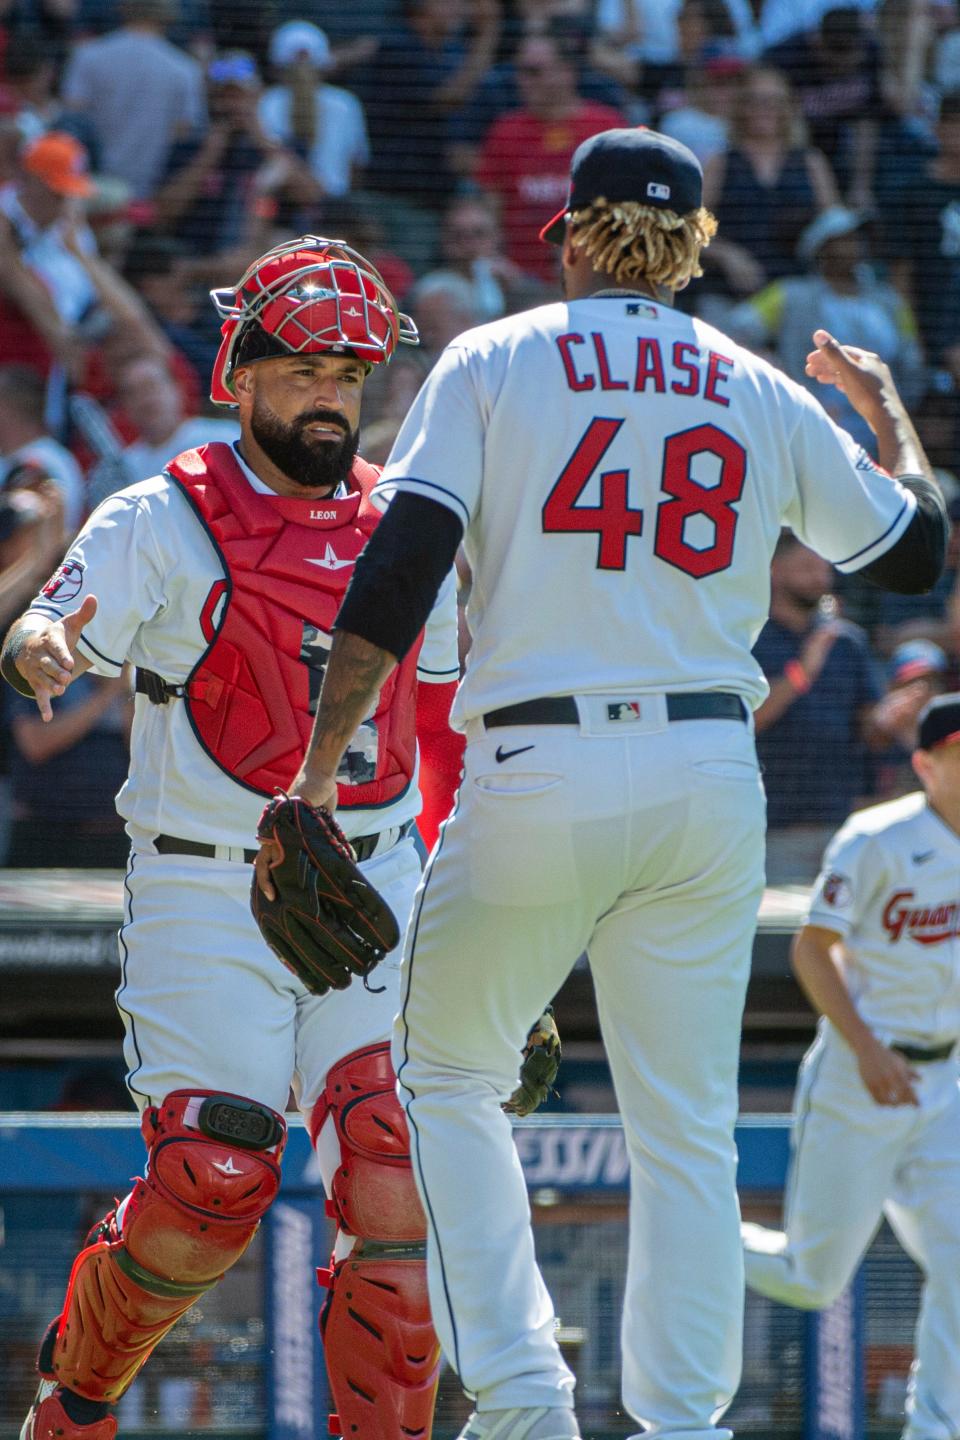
[458,1407,582,1440]
[20,1381,117,1440]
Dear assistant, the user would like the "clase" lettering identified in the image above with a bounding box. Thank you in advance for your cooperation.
[555,332,733,407]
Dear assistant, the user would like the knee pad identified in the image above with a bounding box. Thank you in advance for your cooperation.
[51,1090,286,1402]
[313,1044,439,1440]
[314,1041,426,1242]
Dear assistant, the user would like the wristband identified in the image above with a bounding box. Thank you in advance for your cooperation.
[784,659,810,695]
[0,631,36,699]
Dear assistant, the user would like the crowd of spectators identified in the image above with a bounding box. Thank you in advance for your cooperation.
[0,0,958,881]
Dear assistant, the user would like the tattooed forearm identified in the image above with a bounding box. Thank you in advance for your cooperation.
[304,628,398,778]
[1,618,39,697]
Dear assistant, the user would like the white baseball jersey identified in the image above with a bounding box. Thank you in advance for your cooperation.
[29,444,460,849]
[807,791,960,1047]
[377,297,916,729]
[745,791,960,1440]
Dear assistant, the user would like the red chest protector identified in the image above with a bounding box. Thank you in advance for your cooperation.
[165,443,422,804]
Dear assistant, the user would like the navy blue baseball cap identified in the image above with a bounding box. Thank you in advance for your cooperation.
[540,127,704,246]
[917,692,960,750]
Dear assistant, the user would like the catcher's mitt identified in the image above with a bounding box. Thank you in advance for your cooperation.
[251,794,400,995]
[503,1007,561,1117]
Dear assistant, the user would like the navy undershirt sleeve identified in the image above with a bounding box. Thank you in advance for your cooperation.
[856,476,947,594]
[335,492,464,660]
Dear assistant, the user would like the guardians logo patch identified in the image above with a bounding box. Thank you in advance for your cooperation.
[41,560,84,603]
[822,872,851,908]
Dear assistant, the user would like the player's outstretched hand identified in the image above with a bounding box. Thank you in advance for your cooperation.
[17,594,98,722]
[855,1032,920,1107]
[805,330,899,435]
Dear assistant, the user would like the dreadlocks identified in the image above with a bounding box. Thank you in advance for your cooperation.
[567,198,718,290]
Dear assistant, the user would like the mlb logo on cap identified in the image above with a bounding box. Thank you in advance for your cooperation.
[540,127,704,245]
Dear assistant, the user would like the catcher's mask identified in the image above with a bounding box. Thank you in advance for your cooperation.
[209,236,419,405]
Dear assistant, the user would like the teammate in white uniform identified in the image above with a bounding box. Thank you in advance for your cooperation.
[743,691,960,1440]
[2,239,462,1440]
[255,132,947,1440]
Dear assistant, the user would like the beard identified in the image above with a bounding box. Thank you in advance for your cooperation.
[251,398,359,491]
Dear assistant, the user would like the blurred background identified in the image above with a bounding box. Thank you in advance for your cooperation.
[0,0,956,1433]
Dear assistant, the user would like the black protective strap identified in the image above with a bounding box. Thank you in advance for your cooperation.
[197,1094,285,1150]
[135,667,185,704]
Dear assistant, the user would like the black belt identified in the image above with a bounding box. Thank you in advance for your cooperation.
[891,1040,957,1063]
[483,692,747,729]
[154,823,410,865]
[154,835,259,863]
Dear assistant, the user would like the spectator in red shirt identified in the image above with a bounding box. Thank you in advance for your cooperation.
[475,23,623,279]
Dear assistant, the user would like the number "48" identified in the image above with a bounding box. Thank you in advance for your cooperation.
[541,417,746,577]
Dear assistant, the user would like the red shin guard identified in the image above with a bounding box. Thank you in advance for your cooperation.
[52,1090,286,1401]
[319,1249,439,1440]
[313,1044,440,1439]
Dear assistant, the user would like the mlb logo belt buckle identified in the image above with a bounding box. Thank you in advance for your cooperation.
[582,694,669,734]
[607,700,644,722]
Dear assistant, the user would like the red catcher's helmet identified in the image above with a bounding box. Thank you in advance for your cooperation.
[209,235,418,405]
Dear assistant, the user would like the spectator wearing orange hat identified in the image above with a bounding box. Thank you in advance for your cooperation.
[0,131,196,451]
[0,132,98,382]
[19,130,93,198]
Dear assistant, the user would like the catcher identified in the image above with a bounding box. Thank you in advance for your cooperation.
[0,236,556,1440]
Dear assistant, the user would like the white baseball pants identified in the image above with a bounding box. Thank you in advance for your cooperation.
[116,835,422,1130]
[743,1024,960,1440]
[394,702,766,1439]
